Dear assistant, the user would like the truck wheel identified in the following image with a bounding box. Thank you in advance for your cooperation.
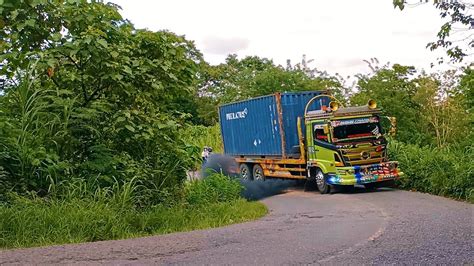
[375,180,396,188]
[315,169,330,194]
[239,164,253,180]
[336,185,355,193]
[381,180,397,188]
[305,168,317,191]
[252,164,265,181]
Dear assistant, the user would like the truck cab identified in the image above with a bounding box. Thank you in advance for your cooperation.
[304,96,402,193]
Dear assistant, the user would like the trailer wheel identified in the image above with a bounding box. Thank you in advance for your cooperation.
[315,169,330,194]
[239,164,253,180]
[252,164,265,181]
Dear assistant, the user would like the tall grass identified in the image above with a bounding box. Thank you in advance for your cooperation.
[0,174,267,249]
[389,141,474,202]
[185,173,243,205]
[0,197,265,249]
[0,61,60,194]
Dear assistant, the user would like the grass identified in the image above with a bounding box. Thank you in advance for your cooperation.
[0,197,266,249]
[0,174,268,249]
[389,141,474,203]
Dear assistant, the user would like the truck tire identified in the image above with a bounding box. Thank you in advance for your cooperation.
[364,183,377,190]
[315,168,331,194]
[252,164,265,181]
[381,180,397,188]
[336,185,355,193]
[239,164,253,180]
[305,168,317,191]
[371,180,396,188]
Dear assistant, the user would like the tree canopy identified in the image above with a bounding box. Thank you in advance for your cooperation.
[0,0,203,201]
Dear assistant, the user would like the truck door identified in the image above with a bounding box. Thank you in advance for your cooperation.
[310,121,342,174]
[308,122,329,161]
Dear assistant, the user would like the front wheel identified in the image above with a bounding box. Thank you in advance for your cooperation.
[315,169,331,194]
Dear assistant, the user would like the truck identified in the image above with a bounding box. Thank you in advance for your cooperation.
[218,91,402,194]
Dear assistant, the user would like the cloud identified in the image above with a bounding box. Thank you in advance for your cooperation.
[392,30,434,38]
[202,36,249,55]
[112,0,468,77]
[318,58,368,69]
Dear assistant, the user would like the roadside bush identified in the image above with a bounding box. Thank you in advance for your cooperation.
[0,176,266,249]
[181,124,223,153]
[46,172,245,209]
[388,141,474,202]
[0,197,132,247]
[181,124,224,169]
[185,173,243,205]
[0,167,11,203]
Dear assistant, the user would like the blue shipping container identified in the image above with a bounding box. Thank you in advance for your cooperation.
[219,91,329,157]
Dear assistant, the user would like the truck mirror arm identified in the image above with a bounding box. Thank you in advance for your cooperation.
[384,116,397,137]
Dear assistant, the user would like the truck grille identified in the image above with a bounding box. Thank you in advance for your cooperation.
[340,145,385,166]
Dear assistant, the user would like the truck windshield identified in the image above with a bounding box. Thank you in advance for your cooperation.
[331,118,380,142]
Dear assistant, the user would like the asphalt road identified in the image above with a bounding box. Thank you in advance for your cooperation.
[1,188,473,265]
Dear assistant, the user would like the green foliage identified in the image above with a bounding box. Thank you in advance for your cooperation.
[185,173,243,205]
[351,64,424,144]
[0,0,202,199]
[459,67,474,111]
[0,174,266,249]
[389,141,473,202]
[179,124,223,169]
[351,64,471,147]
[0,166,10,203]
[0,197,266,249]
[181,124,223,152]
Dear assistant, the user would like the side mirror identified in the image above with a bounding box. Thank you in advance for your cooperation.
[380,116,397,137]
[388,117,397,136]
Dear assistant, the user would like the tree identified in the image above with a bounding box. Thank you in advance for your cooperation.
[458,66,474,111]
[352,60,471,147]
[200,54,344,103]
[393,0,473,63]
[351,64,427,144]
[413,73,469,147]
[0,0,203,199]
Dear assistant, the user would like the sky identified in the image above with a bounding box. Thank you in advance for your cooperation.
[111,0,472,77]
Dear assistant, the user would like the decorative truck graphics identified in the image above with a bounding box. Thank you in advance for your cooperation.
[219,92,403,194]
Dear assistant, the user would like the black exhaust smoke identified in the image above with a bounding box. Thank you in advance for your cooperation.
[201,154,298,200]
[201,154,240,178]
[238,179,297,200]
